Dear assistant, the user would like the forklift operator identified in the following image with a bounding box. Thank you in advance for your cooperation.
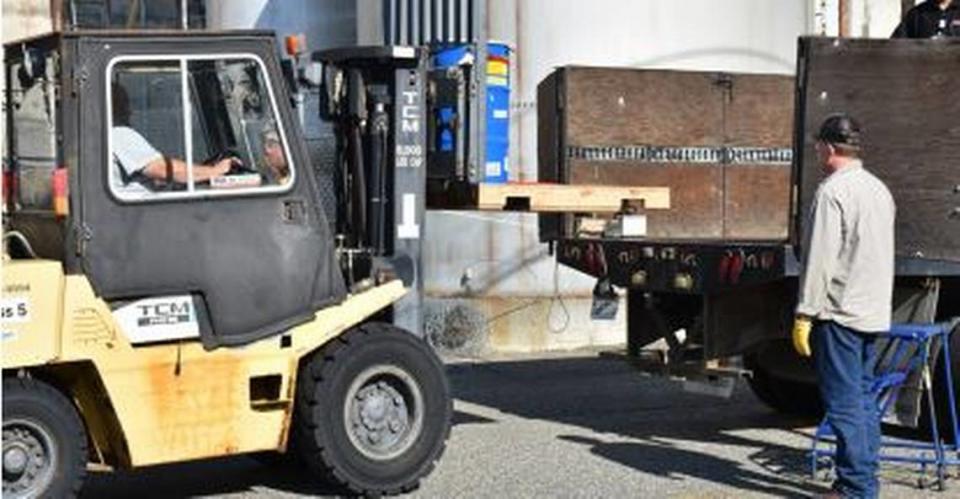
[892,0,959,38]
[111,84,235,193]
[262,128,289,185]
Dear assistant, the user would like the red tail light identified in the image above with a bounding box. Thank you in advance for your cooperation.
[728,252,744,285]
[2,169,15,208]
[718,253,731,283]
[584,243,608,276]
[52,168,69,217]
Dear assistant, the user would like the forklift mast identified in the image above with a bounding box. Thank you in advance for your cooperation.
[314,46,428,335]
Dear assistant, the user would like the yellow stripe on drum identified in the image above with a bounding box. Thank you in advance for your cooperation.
[487,60,508,77]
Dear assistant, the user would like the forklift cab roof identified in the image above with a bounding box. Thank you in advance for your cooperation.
[4,29,279,47]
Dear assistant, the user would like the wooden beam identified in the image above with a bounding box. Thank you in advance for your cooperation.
[427,181,671,213]
[473,183,671,213]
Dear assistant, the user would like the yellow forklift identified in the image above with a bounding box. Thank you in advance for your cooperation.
[2,30,450,497]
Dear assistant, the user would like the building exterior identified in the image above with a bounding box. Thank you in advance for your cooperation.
[2,0,912,353]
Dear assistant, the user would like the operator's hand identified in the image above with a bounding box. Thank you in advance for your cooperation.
[792,315,813,357]
[213,157,239,176]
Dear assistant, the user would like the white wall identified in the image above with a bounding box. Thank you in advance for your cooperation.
[2,1,54,43]
[206,0,357,49]
[849,0,906,38]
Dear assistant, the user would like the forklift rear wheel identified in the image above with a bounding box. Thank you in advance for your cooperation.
[2,377,87,499]
[295,323,451,496]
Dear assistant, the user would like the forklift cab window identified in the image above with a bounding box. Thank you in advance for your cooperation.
[107,55,294,202]
[5,47,59,211]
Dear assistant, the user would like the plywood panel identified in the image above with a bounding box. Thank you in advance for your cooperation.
[724,165,792,240]
[540,67,794,242]
[568,161,723,239]
[893,189,960,260]
[726,75,795,149]
[798,38,960,262]
[724,74,794,239]
[537,70,563,240]
[537,70,561,184]
[563,68,724,147]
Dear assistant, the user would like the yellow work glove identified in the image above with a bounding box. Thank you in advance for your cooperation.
[792,316,813,357]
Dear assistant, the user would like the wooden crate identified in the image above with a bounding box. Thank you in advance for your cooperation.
[539,67,794,241]
[796,37,960,263]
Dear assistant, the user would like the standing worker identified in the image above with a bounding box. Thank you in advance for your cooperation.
[893,0,959,38]
[792,114,896,499]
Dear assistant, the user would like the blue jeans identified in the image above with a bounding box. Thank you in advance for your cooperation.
[813,320,881,499]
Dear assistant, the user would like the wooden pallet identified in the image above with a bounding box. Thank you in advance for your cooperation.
[427,181,670,213]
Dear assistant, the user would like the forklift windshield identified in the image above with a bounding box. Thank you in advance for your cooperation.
[107,55,293,200]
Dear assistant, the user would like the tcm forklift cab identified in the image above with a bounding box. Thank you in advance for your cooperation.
[2,31,450,498]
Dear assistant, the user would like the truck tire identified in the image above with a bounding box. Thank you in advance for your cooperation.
[743,352,823,419]
[2,377,87,499]
[294,323,451,496]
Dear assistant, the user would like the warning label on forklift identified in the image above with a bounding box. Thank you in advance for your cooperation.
[0,298,30,323]
[112,295,200,344]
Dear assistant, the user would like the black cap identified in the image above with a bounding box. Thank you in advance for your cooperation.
[817,113,862,149]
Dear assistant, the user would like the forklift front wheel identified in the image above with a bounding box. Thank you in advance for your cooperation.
[2,377,88,499]
[295,322,452,496]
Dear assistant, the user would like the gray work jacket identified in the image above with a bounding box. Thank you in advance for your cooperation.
[796,162,896,333]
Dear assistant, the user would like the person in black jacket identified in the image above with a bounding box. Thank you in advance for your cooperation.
[893,0,959,38]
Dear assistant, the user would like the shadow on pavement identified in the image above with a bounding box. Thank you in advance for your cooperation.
[83,355,824,498]
[81,408,487,498]
[559,435,815,498]
[82,454,341,498]
[450,355,828,496]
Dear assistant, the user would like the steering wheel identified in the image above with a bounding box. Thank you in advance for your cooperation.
[204,149,255,175]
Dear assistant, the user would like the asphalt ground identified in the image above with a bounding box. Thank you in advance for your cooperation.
[83,352,945,498]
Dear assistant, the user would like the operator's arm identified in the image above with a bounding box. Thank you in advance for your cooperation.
[796,188,844,318]
[141,157,234,184]
[113,126,233,185]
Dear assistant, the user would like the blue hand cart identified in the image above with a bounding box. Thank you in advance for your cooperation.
[811,320,960,491]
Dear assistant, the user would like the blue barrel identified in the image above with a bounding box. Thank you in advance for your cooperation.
[484,42,511,184]
[434,42,512,183]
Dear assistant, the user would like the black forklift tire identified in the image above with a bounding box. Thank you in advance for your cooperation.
[2,377,88,499]
[743,352,824,419]
[294,322,452,496]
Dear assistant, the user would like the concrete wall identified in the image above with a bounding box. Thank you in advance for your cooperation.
[2,1,54,44]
